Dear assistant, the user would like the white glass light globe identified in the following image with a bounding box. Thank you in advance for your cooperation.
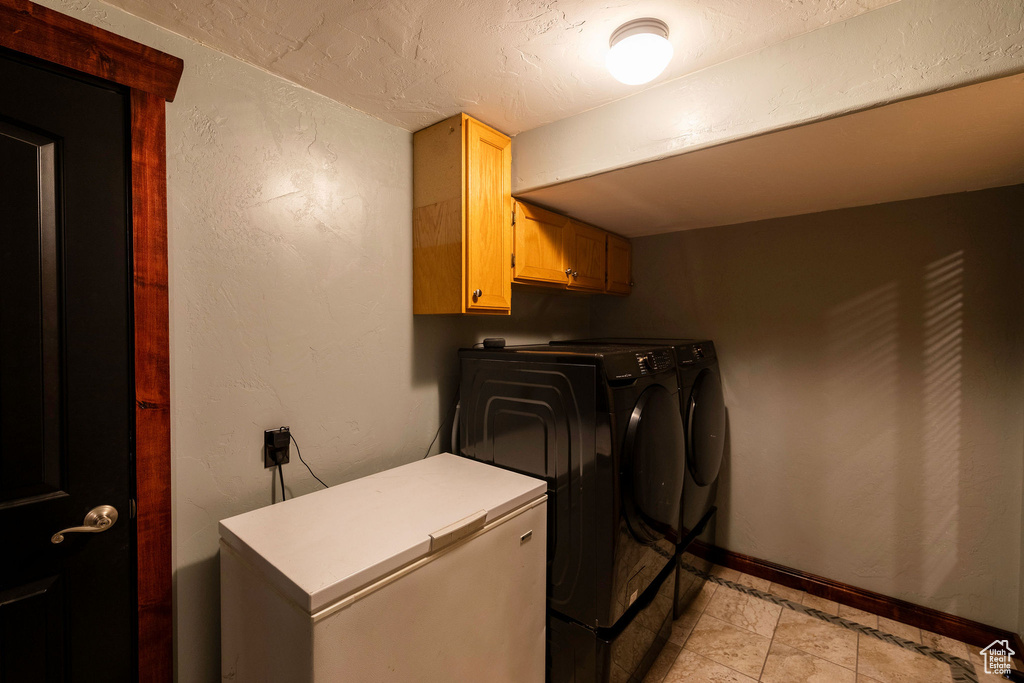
[606,19,673,86]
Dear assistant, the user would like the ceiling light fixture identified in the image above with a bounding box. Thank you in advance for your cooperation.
[606,18,673,86]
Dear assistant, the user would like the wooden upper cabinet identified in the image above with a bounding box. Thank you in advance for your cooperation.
[512,201,569,287]
[606,233,632,295]
[566,219,607,291]
[413,113,511,315]
[465,117,512,312]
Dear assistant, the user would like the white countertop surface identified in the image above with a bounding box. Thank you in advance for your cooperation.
[218,453,546,613]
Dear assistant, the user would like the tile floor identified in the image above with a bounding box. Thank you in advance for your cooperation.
[643,562,1018,683]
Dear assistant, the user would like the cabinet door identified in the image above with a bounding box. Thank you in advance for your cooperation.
[513,201,569,287]
[567,220,606,291]
[606,233,632,295]
[465,117,512,313]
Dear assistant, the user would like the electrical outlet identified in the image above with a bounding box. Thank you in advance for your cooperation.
[264,426,290,468]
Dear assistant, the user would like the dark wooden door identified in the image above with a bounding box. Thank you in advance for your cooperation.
[0,49,135,681]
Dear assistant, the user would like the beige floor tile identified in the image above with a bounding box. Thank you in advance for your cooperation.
[683,613,771,679]
[642,642,681,683]
[857,676,883,682]
[704,585,782,637]
[801,593,840,615]
[838,604,878,628]
[773,608,858,669]
[709,565,741,583]
[760,641,856,683]
[769,582,805,603]
[735,573,770,592]
[668,606,702,646]
[877,617,920,643]
[690,579,719,613]
[663,649,757,683]
[857,635,953,683]
[668,579,719,646]
[610,661,632,682]
[919,630,970,660]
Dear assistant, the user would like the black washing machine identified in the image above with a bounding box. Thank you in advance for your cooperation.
[459,344,687,683]
[553,339,726,617]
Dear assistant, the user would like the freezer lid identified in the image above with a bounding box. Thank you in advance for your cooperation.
[218,453,546,614]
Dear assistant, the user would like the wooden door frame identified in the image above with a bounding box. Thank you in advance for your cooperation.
[0,1,182,680]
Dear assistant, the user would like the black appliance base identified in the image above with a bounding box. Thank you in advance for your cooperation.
[548,564,675,683]
[674,552,714,620]
[674,505,717,619]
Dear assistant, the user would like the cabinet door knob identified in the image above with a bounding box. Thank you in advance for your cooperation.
[572,271,578,278]
[473,289,482,299]
[565,268,572,276]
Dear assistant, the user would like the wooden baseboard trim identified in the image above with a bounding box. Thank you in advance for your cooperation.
[690,541,1022,653]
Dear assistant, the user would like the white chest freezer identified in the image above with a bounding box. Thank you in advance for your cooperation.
[219,453,547,682]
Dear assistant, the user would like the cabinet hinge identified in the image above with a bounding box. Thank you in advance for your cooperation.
[511,207,516,226]
[511,253,516,268]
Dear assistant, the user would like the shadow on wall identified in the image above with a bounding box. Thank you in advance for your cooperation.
[175,554,220,679]
[919,252,965,599]
[824,280,903,593]
[819,252,965,610]
[590,185,1024,628]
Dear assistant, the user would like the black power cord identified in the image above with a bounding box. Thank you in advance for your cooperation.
[423,389,460,459]
[277,462,286,502]
[290,432,328,489]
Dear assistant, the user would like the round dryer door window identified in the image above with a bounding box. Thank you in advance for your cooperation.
[687,369,726,486]
[624,384,686,543]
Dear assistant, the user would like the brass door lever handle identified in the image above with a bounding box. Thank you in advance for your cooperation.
[51,505,118,543]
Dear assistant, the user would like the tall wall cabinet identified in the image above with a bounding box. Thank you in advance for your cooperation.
[413,113,631,315]
[413,113,512,315]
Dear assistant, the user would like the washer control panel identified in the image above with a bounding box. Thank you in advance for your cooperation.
[678,342,715,364]
[636,349,674,374]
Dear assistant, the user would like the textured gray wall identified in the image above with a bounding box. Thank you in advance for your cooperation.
[37,2,590,680]
[164,49,589,682]
[592,185,1024,630]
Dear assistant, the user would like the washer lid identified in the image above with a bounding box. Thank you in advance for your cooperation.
[219,453,545,614]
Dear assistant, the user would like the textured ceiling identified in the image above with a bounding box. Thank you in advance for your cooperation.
[100,0,897,134]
